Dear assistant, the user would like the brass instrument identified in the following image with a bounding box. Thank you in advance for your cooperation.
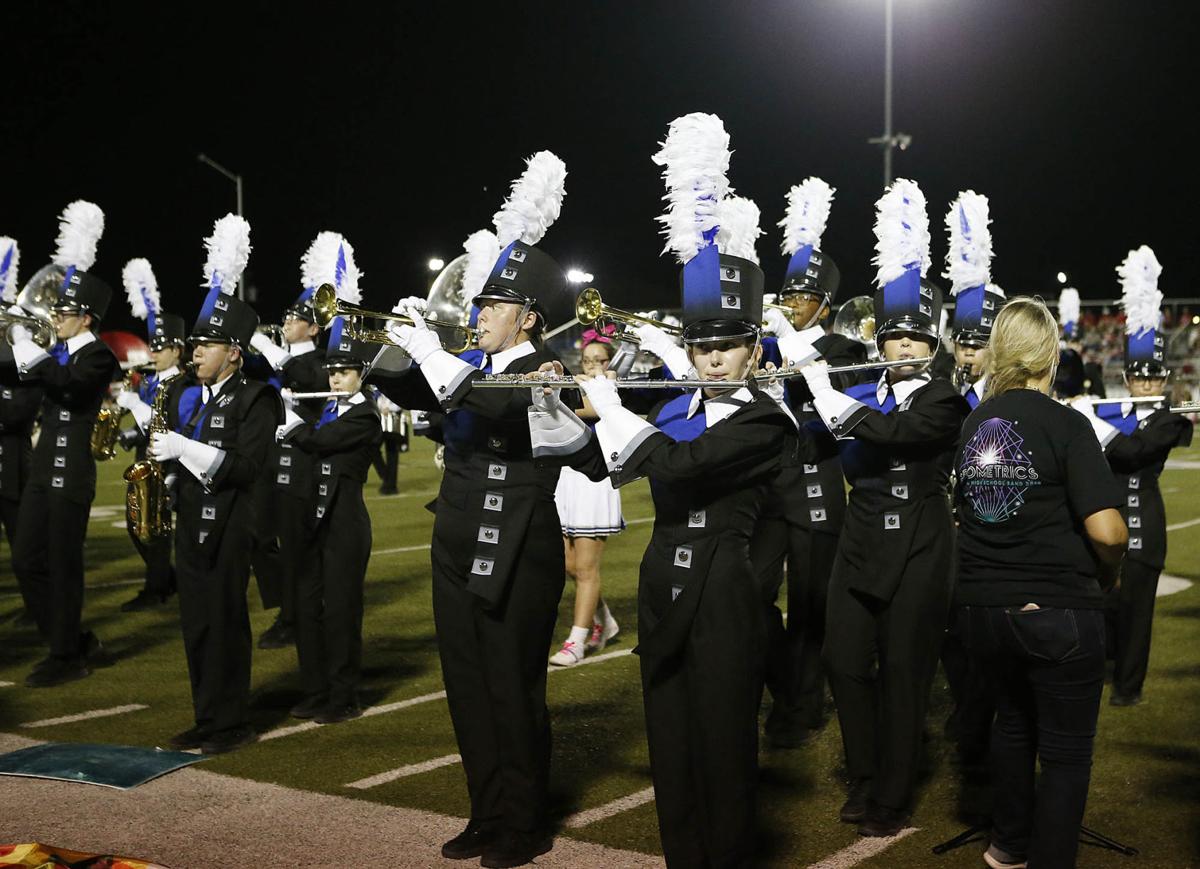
[92,371,134,461]
[0,266,61,348]
[124,366,190,544]
[249,324,285,354]
[575,287,683,345]
[311,283,477,353]
[832,295,878,360]
[952,363,976,390]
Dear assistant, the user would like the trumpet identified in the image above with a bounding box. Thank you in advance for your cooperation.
[472,356,932,389]
[575,287,682,345]
[249,324,285,353]
[311,284,477,353]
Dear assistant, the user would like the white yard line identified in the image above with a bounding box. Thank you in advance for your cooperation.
[805,827,918,868]
[0,681,14,688]
[374,543,433,556]
[344,753,463,790]
[564,786,657,829]
[21,703,149,729]
[1167,516,1200,532]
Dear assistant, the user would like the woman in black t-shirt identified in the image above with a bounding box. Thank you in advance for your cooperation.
[953,298,1127,869]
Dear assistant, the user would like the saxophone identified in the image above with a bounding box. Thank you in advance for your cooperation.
[124,367,189,544]
[92,371,135,460]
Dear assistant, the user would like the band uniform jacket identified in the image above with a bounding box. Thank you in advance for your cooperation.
[1097,404,1193,571]
[282,395,382,530]
[371,346,572,607]
[269,348,327,499]
[16,338,118,505]
[761,333,866,536]
[167,371,283,560]
[810,375,970,602]
[0,361,43,500]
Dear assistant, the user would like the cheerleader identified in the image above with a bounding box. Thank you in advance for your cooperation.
[548,325,623,666]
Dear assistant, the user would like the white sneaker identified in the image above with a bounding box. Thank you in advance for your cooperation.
[549,640,584,667]
[587,611,620,652]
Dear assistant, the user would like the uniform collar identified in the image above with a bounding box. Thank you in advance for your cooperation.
[204,369,238,401]
[157,365,181,380]
[1121,399,1162,418]
[288,339,316,356]
[969,374,987,402]
[795,324,825,345]
[65,331,96,354]
[876,371,931,407]
[686,386,754,425]
[486,340,536,373]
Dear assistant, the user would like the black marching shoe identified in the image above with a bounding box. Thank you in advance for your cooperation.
[315,703,363,725]
[480,830,553,869]
[839,779,871,823]
[856,803,910,838]
[121,589,174,612]
[165,725,212,751]
[441,820,501,860]
[289,695,329,720]
[200,726,258,755]
[24,657,89,688]
[257,619,295,650]
[79,631,105,665]
[1109,692,1142,707]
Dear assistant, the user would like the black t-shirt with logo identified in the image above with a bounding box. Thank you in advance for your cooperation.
[954,388,1123,609]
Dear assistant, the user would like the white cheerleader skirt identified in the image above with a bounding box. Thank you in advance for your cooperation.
[555,465,625,537]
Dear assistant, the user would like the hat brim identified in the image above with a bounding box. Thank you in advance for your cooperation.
[322,356,366,370]
[187,328,236,345]
[681,320,760,345]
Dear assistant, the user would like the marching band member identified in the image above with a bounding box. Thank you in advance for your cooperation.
[151,215,282,754]
[7,202,119,687]
[954,297,1126,869]
[1054,287,1086,399]
[532,114,801,866]
[756,178,864,748]
[371,391,405,495]
[277,310,381,724]
[547,324,624,666]
[114,259,188,610]
[0,238,43,577]
[370,153,574,867]
[248,234,341,650]
[801,180,970,836]
[1077,247,1193,707]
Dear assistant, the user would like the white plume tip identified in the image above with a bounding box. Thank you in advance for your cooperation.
[716,196,763,264]
[302,231,362,305]
[203,214,252,295]
[652,112,731,264]
[778,177,836,256]
[122,258,159,321]
[943,191,993,294]
[52,200,105,272]
[871,179,931,288]
[1117,245,1164,335]
[493,151,567,247]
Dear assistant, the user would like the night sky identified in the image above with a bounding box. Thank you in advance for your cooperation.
[7,2,1199,338]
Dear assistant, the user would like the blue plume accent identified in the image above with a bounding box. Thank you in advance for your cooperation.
[198,286,221,319]
[336,243,347,288]
[785,244,814,283]
[953,284,986,331]
[62,265,77,290]
[681,239,721,314]
[328,316,346,348]
[0,245,13,279]
[468,304,480,328]
[880,269,921,322]
[1062,320,1078,339]
[296,285,316,303]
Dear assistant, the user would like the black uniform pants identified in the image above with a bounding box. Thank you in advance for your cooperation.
[250,486,305,622]
[823,545,953,810]
[175,520,253,733]
[1110,559,1161,698]
[1,496,19,560]
[752,518,838,731]
[941,612,996,763]
[129,528,175,597]
[431,508,563,834]
[372,433,402,491]
[295,492,371,706]
[12,485,91,659]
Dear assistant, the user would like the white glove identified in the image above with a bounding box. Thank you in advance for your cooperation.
[763,307,796,338]
[284,407,302,428]
[149,431,188,462]
[115,390,143,411]
[800,361,833,395]
[8,323,31,343]
[776,331,820,368]
[578,374,622,416]
[761,365,785,403]
[279,387,297,410]
[392,296,428,316]
[1069,395,1095,416]
[253,333,290,369]
[249,332,274,353]
[633,323,679,360]
[387,310,442,364]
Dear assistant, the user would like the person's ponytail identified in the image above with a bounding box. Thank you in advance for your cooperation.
[983,298,1060,400]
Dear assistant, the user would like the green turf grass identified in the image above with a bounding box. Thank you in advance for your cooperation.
[2,436,1198,866]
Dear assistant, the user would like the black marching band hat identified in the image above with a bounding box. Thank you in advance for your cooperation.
[123,258,184,350]
[49,200,111,321]
[472,151,574,333]
[1118,245,1168,378]
[871,179,941,347]
[303,231,372,369]
[190,214,259,347]
[945,191,1004,347]
[778,177,840,304]
[653,112,765,344]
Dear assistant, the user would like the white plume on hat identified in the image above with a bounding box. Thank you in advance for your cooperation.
[461,229,500,299]
[302,231,362,305]
[943,191,993,295]
[203,214,252,294]
[986,282,1006,298]
[493,151,567,247]
[716,196,763,264]
[872,179,931,289]
[0,237,19,303]
[1117,245,1164,336]
[1057,287,1080,329]
[652,112,732,264]
[52,200,105,272]
[779,177,835,256]
[122,258,159,321]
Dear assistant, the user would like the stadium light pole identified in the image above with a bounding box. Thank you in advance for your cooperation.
[197,153,246,299]
[867,0,912,187]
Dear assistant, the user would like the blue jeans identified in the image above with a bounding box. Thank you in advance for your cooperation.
[957,604,1105,869]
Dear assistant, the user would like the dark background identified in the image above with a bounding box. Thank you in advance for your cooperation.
[6,1,1198,336]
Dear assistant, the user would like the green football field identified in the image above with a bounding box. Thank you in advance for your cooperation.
[2,436,1198,867]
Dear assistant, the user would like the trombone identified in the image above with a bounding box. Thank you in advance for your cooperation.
[311,283,477,353]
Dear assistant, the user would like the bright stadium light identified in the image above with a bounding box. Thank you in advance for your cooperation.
[567,268,594,283]
[428,257,445,272]
[1057,271,1068,284]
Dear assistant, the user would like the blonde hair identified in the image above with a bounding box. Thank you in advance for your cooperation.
[983,297,1060,400]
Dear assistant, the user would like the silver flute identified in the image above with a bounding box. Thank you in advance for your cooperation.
[471,357,932,389]
[286,390,354,399]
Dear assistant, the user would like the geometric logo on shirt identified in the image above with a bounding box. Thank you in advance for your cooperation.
[959,417,1041,523]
